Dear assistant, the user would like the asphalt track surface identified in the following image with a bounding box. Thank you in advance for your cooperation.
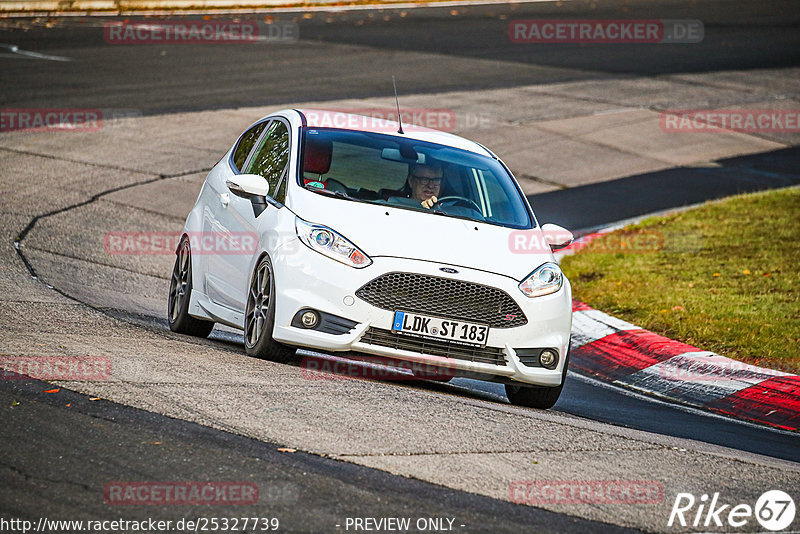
[1,0,800,530]
[1,0,799,113]
[1,378,628,533]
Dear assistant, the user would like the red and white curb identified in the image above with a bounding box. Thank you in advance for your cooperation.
[569,300,800,432]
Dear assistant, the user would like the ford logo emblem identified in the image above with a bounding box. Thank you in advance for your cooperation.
[439,267,459,274]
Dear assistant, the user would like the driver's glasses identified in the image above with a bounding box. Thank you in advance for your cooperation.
[411,175,443,186]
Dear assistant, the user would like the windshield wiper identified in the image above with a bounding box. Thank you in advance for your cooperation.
[304,184,353,201]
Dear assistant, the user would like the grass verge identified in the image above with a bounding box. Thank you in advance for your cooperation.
[560,187,800,371]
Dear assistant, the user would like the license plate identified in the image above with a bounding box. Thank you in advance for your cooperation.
[392,311,489,347]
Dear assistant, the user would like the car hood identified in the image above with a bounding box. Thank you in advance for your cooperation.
[293,191,555,282]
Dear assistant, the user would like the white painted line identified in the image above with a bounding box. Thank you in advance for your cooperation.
[0,43,72,62]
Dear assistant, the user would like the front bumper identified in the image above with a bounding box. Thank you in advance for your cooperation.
[270,241,572,387]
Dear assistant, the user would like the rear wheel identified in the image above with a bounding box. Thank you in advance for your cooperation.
[244,256,296,363]
[168,237,214,337]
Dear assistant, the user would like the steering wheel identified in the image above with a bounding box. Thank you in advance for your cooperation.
[434,196,483,214]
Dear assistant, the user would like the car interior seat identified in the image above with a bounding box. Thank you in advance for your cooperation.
[302,136,347,194]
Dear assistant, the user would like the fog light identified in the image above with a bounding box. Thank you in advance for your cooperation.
[301,311,319,328]
[539,349,558,369]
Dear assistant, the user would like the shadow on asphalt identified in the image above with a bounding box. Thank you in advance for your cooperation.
[530,146,800,232]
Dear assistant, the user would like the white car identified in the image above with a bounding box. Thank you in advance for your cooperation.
[168,109,574,408]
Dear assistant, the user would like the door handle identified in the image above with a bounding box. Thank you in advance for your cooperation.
[220,193,230,208]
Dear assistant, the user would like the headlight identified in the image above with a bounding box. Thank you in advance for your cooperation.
[519,262,563,298]
[295,218,372,269]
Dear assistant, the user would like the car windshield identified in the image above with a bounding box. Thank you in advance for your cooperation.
[298,128,533,229]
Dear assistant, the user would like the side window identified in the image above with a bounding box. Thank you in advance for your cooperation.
[232,121,268,172]
[275,176,288,204]
[245,121,290,203]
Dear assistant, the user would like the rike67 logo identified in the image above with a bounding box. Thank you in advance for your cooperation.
[668,490,795,531]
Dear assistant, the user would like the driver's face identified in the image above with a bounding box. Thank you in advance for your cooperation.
[409,167,443,202]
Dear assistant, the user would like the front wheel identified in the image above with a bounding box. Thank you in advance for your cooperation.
[244,256,296,363]
[168,237,214,338]
[506,345,570,409]
[505,383,563,409]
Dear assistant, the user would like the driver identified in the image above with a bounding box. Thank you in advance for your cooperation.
[407,162,443,209]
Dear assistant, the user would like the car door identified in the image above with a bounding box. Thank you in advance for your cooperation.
[203,119,269,311]
[212,118,292,314]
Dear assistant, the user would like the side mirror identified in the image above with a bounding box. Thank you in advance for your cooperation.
[541,223,574,251]
[226,174,270,199]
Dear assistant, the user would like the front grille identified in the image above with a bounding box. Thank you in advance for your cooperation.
[359,327,507,366]
[355,272,527,328]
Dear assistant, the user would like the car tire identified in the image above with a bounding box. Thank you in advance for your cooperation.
[168,237,215,338]
[505,382,563,409]
[244,255,296,363]
[505,345,570,409]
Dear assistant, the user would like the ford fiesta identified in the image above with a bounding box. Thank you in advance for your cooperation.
[168,109,574,409]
